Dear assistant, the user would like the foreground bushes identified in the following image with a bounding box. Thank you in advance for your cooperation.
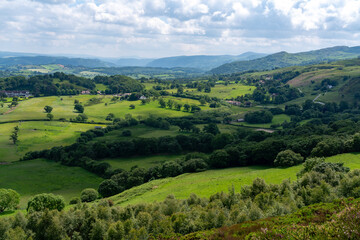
[1,159,359,239]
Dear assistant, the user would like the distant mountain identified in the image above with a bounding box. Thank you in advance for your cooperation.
[113,58,154,67]
[146,52,267,70]
[0,51,38,58]
[0,56,114,68]
[210,46,360,74]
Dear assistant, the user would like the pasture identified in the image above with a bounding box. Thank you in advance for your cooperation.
[0,159,103,207]
[103,155,183,171]
[111,152,360,206]
[94,124,180,143]
[234,114,291,128]
[0,121,102,162]
[0,95,207,123]
[187,83,254,99]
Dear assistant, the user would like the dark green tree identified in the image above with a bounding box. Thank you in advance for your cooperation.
[74,104,84,113]
[44,105,53,113]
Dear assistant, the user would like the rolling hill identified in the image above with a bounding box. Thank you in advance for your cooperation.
[0,56,114,68]
[211,46,360,74]
[146,52,267,70]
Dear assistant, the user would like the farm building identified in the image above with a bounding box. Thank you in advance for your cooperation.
[226,100,242,106]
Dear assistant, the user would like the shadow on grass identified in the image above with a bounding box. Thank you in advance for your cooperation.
[0,210,15,217]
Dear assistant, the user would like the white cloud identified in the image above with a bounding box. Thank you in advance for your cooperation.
[0,0,359,57]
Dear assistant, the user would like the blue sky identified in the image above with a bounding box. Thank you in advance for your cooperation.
[1,0,360,58]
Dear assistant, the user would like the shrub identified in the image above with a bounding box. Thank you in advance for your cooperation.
[80,188,98,202]
[69,197,80,205]
[0,189,20,213]
[122,130,132,137]
[274,150,304,167]
[27,193,65,212]
[98,179,119,198]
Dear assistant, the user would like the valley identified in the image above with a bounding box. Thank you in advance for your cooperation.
[1,51,360,239]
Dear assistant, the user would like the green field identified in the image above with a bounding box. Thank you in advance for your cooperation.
[187,84,254,99]
[0,121,103,162]
[110,152,360,206]
[0,159,103,207]
[103,155,183,170]
[95,125,180,143]
[234,114,291,128]
[0,95,207,123]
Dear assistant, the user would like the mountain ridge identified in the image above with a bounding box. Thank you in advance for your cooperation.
[210,46,360,74]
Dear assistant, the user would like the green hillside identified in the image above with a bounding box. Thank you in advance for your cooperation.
[110,153,360,207]
[146,52,267,70]
[0,159,102,207]
[211,46,360,74]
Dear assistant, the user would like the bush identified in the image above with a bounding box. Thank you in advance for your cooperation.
[80,188,99,202]
[122,130,132,137]
[98,179,119,198]
[69,197,80,205]
[27,193,65,212]
[274,150,304,167]
[0,189,20,213]
[74,104,84,113]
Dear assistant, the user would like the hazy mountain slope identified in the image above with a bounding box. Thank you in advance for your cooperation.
[0,56,114,68]
[0,51,39,58]
[146,52,267,70]
[211,46,360,74]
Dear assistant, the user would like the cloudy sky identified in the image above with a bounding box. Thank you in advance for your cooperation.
[1,0,360,58]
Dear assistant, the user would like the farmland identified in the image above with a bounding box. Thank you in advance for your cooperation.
[0,158,102,207]
[0,95,209,123]
[103,154,183,170]
[187,83,254,99]
[0,121,104,162]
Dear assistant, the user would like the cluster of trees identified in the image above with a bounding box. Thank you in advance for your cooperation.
[44,105,54,120]
[99,153,209,197]
[244,110,273,123]
[252,85,303,104]
[2,159,360,239]
[0,73,96,96]
[9,126,19,144]
[185,81,212,93]
[93,75,144,94]
[158,98,201,112]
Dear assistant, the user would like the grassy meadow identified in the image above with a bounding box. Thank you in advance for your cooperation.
[103,155,183,171]
[0,121,103,162]
[94,125,181,143]
[0,159,103,207]
[110,152,360,206]
[0,95,208,123]
[233,114,291,128]
[187,83,254,99]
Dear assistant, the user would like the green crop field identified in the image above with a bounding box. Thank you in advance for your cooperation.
[0,95,207,123]
[110,152,360,207]
[0,121,103,162]
[187,84,254,99]
[103,154,183,170]
[0,159,103,207]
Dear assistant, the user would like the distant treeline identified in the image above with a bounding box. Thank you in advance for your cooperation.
[0,72,144,96]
